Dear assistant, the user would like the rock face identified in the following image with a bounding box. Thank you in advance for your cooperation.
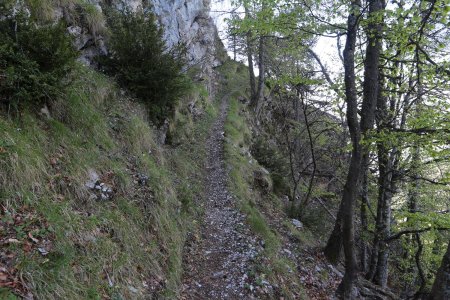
[152,0,221,66]
[152,0,223,96]
[69,0,223,93]
[69,0,222,73]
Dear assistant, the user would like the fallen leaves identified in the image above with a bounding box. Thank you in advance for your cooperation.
[28,232,39,244]
[297,250,341,300]
[0,271,8,281]
[0,205,54,297]
[0,265,26,296]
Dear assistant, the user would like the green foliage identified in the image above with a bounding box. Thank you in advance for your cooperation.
[251,137,290,196]
[100,7,190,123]
[0,9,77,109]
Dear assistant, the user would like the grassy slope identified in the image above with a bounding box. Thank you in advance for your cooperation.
[0,64,216,299]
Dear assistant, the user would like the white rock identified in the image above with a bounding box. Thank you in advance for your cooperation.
[292,219,303,229]
[85,169,100,189]
[283,248,292,256]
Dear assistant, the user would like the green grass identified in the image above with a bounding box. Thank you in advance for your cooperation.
[224,96,280,258]
[0,63,217,299]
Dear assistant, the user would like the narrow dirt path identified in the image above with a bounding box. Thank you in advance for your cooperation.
[181,96,260,299]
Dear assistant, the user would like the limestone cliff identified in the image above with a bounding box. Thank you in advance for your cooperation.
[66,0,224,84]
[152,0,222,69]
[151,0,225,96]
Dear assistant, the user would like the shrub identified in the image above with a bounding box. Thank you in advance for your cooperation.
[251,137,291,196]
[100,7,190,123]
[0,7,77,109]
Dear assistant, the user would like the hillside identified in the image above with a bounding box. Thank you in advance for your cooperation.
[1,0,450,299]
[0,50,332,300]
[0,62,216,298]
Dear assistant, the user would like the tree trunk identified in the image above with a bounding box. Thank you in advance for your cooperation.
[325,1,361,298]
[369,77,393,287]
[255,34,265,116]
[324,0,361,267]
[299,90,317,213]
[360,164,369,273]
[233,33,237,61]
[413,233,426,299]
[373,145,393,287]
[244,5,256,103]
[428,242,450,300]
[326,1,383,297]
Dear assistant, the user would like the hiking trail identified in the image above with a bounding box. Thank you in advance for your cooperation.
[181,95,261,299]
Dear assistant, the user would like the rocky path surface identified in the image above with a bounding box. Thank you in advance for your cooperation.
[181,96,260,299]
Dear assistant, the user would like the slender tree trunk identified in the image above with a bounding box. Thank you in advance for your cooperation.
[429,242,450,300]
[255,34,265,116]
[338,142,361,299]
[299,90,316,213]
[324,1,361,264]
[368,77,393,287]
[408,144,422,294]
[413,233,426,299]
[244,5,256,103]
[360,164,369,273]
[373,145,393,287]
[233,34,237,61]
[324,0,361,267]
[326,1,383,297]
[325,2,362,298]
[288,94,302,215]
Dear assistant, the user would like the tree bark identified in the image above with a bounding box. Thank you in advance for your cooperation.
[368,77,393,287]
[360,164,369,273]
[244,5,256,103]
[325,1,361,298]
[325,0,383,297]
[299,90,317,213]
[372,143,393,287]
[324,0,361,268]
[413,233,426,299]
[429,242,450,300]
[255,31,265,116]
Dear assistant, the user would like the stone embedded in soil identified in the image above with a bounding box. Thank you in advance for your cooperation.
[292,218,303,229]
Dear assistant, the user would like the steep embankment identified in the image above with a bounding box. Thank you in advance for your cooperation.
[1,0,227,298]
[0,65,217,299]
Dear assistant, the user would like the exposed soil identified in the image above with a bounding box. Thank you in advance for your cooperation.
[181,96,261,299]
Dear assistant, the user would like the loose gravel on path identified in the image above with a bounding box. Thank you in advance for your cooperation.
[181,96,261,299]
